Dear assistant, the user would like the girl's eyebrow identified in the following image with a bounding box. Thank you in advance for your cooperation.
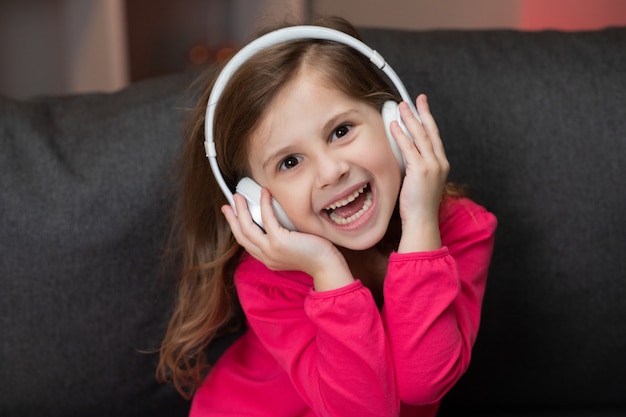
[262,145,298,170]
[261,109,361,170]
[323,109,359,134]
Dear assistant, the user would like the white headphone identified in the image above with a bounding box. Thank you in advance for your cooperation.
[204,25,419,231]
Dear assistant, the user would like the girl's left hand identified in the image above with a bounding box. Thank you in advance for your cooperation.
[390,94,450,253]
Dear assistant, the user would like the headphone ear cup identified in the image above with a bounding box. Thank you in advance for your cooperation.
[381,100,412,172]
[235,177,296,231]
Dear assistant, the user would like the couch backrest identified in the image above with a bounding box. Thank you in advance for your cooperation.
[1,27,625,417]
[361,27,626,414]
[0,73,197,416]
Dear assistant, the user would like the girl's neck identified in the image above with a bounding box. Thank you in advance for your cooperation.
[340,246,390,309]
[338,209,401,308]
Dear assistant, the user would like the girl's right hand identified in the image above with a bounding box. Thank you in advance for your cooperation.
[222,188,355,291]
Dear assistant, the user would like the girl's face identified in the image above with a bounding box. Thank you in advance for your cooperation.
[246,70,402,250]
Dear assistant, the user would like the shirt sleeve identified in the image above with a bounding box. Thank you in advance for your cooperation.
[235,255,400,417]
[381,197,497,405]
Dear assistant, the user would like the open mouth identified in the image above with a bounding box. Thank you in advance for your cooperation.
[323,184,373,225]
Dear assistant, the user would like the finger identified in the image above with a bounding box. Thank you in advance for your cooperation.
[223,204,270,264]
[259,187,283,234]
[228,195,268,252]
[221,203,250,248]
[398,101,435,157]
[234,194,268,238]
[391,119,432,178]
[222,201,252,245]
[415,95,447,160]
[390,119,418,159]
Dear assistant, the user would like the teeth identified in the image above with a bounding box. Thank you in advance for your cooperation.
[324,186,366,211]
[328,190,373,225]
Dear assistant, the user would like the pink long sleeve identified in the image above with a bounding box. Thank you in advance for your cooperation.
[190,197,496,417]
[235,258,400,417]
[383,197,497,407]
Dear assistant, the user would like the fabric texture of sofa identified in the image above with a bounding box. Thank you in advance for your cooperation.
[1,26,625,417]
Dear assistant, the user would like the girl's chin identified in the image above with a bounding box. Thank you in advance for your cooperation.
[331,228,388,251]
[321,212,393,250]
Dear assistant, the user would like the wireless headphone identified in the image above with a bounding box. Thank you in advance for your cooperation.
[204,25,420,231]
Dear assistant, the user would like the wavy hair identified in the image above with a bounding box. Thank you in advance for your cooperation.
[156,16,461,398]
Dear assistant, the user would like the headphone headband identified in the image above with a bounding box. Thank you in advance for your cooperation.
[203,26,416,208]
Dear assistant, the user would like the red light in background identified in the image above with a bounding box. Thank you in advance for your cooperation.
[519,0,626,31]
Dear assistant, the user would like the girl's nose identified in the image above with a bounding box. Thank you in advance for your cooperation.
[315,152,349,189]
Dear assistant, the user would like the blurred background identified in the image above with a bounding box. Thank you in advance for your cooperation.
[1,0,625,99]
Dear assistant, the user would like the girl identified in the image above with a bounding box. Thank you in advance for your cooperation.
[158,16,497,417]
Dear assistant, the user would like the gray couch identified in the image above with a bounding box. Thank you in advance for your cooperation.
[1,26,625,417]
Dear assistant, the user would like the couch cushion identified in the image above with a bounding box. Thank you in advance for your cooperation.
[0,73,198,417]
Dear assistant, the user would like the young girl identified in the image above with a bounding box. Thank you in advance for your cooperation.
[157,16,497,417]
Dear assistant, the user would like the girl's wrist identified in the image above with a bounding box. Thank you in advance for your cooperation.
[397,216,442,254]
[310,253,355,292]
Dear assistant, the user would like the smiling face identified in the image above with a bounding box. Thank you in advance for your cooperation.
[246,68,402,250]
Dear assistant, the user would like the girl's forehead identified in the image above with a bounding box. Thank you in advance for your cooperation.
[246,74,357,161]
[259,71,351,126]
[273,69,347,113]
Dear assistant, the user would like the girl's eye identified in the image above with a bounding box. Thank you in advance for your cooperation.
[279,155,302,171]
[331,124,352,142]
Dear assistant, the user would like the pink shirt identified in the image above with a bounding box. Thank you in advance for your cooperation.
[191,197,497,417]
